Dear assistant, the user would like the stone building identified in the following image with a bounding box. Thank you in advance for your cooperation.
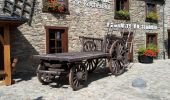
[0,0,168,72]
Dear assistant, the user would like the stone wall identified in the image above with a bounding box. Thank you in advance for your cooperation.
[0,0,167,72]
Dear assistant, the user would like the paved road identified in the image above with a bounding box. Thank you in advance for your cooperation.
[0,60,170,100]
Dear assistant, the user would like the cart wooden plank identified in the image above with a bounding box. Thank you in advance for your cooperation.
[34,52,109,62]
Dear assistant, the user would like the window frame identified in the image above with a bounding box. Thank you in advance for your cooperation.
[45,26,68,54]
[115,0,129,12]
[114,0,130,20]
[146,33,158,48]
[145,0,158,22]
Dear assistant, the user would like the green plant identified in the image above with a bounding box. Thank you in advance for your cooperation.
[146,11,159,21]
[138,47,146,56]
[115,10,130,20]
[147,44,157,51]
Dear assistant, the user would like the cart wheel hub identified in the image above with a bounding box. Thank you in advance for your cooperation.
[76,72,84,80]
[117,55,123,60]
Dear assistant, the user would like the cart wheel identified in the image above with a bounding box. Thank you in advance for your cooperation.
[83,41,97,52]
[109,40,128,76]
[37,63,52,84]
[69,62,87,91]
[84,59,105,73]
[108,60,125,76]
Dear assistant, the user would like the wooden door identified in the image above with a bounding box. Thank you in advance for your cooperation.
[122,32,133,62]
[46,27,68,53]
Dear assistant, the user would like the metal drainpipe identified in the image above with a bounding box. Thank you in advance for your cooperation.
[163,1,166,59]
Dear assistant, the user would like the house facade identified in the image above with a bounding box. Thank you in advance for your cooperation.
[0,0,168,72]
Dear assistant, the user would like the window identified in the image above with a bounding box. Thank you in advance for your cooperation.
[46,27,68,54]
[115,0,129,11]
[42,0,69,14]
[146,1,156,14]
[115,0,130,20]
[145,0,158,22]
[146,33,157,47]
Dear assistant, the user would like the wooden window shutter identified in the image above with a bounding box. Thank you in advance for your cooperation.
[63,0,69,14]
[124,0,129,11]
[146,34,149,47]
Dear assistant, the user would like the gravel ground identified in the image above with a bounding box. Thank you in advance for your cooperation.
[0,59,170,100]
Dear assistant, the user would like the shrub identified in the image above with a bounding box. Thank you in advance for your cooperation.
[138,47,146,56]
[115,10,130,20]
[146,11,159,21]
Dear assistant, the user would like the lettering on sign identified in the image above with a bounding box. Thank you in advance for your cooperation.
[107,22,158,30]
[85,0,112,9]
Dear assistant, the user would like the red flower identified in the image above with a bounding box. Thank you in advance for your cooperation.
[47,0,65,13]
[144,50,157,57]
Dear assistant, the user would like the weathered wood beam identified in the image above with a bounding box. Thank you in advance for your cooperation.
[3,25,11,86]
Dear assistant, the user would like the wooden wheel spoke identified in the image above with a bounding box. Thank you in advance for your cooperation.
[84,59,98,73]
[119,45,124,55]
[114,61,118,74]
[97,59,104,67]
[75,80,79,87]
[116,61,120,74]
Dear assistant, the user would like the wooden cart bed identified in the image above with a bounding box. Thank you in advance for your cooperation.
[34,52,110,62]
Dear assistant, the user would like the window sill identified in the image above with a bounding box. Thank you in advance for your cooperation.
[42,8,70,15]
[145,18,158,23]
[42,10,70,15]
[114,14,130,20]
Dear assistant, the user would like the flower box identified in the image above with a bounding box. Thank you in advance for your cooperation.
[138,55,153,63]
[145,11,159,23]
[42,0,69,14]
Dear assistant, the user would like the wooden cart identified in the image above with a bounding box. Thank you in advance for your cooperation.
[34,34,129,90]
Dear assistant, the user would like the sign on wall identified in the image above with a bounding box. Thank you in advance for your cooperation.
[107,22,158,30]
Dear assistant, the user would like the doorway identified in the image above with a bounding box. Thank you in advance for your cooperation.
[168,30,170,58]
[121,32,133,62]
[0,27,4,81]
[46,26,68,53]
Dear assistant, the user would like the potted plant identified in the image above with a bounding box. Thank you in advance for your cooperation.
[138,44,159,63]
[115,10,130,20]
[146,11,159,23]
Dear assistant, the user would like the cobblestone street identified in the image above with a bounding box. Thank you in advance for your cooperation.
[1,59,170,100]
